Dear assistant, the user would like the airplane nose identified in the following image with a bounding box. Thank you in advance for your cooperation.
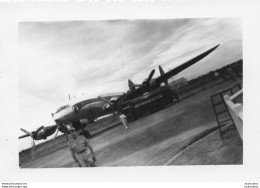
[52,106,75,123]
[52,111,63,122]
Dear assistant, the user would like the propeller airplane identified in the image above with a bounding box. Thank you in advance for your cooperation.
[19,44,219,155]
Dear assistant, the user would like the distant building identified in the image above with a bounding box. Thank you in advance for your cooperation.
[169,77,188,88]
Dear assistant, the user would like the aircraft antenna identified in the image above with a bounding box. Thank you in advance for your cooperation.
[68,94,71,101]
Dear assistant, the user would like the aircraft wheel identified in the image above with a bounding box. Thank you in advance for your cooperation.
[126,113,136,123]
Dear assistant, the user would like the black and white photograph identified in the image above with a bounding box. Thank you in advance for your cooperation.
[18,18,243,168]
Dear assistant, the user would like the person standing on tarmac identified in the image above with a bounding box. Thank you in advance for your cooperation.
[119,113,128,130]
[67,127,96,167]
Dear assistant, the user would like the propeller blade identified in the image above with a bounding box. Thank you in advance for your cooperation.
[128,79,143,92]
[57,124,68,134]
[31,137,35,151]
[98,96,117,110]
[128,79,135,91]
[128,80,142,87]
[128,79,134,86]
[31,138,35,160]
[20,128,32,136]
[35,126,44,134]
[147,69,155,83]
[159,65,168,85]
[19,134,30,139]
[53,128,59,140]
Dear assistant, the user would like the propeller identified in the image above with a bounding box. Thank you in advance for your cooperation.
[19,124,66,159]
[147,69,155,84]
[128,79,142,91]
[20,126,44,139]
[98,96,118,119]
[33,126,45,136]
[128,69,156,91]
[31,139,35,160]
[53,128,60,140]
[19,126,44,158]
[31,137,35,150]
[53,124,65,140]
[18,134,31,139]
[98,96,118,110]
[159,65,168,86]
[20,128,32,136]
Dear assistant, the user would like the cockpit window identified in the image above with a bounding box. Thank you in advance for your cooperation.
[55,105,70,114]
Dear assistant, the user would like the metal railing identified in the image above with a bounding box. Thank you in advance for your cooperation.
[224,89,243,139]
[210,84,241,140]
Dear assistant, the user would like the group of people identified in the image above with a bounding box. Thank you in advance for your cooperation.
[67,112,129,167]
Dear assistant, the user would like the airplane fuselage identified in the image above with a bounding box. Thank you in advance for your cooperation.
[52,100,113,125]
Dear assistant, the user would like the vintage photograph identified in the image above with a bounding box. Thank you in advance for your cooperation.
[18,18,243,168]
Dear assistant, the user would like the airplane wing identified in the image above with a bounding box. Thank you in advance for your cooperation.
[117,44,219,102]
[155,44,219,85]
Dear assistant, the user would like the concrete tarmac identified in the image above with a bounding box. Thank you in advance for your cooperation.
[20,80,242,168]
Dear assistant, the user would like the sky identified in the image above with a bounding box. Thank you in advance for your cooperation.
[18,18,242,150]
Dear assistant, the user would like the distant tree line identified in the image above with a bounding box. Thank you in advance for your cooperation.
[170,59,243,96]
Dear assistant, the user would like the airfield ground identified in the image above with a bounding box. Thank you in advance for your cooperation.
[19,79,242,168]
